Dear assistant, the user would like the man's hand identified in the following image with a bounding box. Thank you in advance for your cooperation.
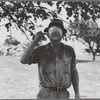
[35,31,45,42]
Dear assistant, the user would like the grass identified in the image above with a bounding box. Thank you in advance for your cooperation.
[0,54,100,99]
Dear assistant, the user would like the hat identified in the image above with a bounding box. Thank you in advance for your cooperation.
[44,19,67,36]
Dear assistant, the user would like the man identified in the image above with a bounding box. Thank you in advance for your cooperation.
[20,19,80,99]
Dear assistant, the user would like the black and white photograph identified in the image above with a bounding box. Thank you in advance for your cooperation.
[0,1,100,99]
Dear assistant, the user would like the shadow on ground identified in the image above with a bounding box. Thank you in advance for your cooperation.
[77,60,92,63]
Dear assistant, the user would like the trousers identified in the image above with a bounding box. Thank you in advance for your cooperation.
[37,87,69,99]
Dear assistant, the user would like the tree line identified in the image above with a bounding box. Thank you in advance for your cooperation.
[0,1,100,60]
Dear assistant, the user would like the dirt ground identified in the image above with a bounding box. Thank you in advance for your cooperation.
[0,54,100,99]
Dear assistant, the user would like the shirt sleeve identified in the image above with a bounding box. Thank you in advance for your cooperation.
[27,46,43,65]
[71,48,77,70]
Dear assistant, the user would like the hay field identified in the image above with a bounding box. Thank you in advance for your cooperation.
[0,54,100,99]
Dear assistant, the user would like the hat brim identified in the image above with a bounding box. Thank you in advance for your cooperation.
[44,27,67,34]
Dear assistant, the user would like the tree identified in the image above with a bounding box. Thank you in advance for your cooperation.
[69,17,100,61]
[65,1,100,61]
[0,1,100,60]
[0,1,99,38]
[0,1,55,41]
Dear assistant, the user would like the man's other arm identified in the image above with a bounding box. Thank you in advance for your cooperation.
[71,48,80,99]
[71,66,80,98]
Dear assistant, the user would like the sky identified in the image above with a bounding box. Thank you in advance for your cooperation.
[0,1,100,46]
[1,17,100,45]
[0,1,70,45]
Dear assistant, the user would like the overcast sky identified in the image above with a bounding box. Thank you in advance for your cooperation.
[0,1,100,45]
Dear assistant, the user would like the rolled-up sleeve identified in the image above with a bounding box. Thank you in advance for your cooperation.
[71,48,77,70]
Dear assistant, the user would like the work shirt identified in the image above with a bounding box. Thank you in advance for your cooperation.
[27,42,76,88]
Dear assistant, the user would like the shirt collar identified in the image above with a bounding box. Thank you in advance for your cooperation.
[45,42,65,52]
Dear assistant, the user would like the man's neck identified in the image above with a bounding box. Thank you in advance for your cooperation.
[50,41,62,53]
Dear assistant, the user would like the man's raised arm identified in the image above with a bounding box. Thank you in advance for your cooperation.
[20,31,44,64]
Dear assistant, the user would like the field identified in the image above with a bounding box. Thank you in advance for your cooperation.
[0,54,100,99]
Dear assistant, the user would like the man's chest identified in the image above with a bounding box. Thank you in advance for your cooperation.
[38,51,72,75]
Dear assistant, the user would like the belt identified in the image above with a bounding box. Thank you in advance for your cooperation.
[44,87,67,92]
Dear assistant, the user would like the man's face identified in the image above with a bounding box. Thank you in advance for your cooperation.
[48,26,63,41]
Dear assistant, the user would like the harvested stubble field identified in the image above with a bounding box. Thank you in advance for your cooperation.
[0,54,100,99]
